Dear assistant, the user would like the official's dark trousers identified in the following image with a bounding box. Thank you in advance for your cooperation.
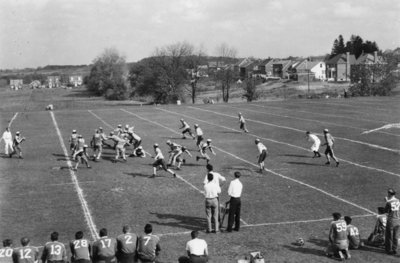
[227,197,241,231]
[385,221,400,253]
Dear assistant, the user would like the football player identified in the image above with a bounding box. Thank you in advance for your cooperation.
[69,231,91,263]
[41,232,67,263]
[196,139,216,164]
[179,119,195,139]
[149,144,176,178]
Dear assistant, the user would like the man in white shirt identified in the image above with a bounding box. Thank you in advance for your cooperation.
[255,139,267,173]
[185,231,208,263]
[306,131,321,158]
[203,164,226,187]
[204,173,221,233]
[2,127,13,156]
[227,172,243,232]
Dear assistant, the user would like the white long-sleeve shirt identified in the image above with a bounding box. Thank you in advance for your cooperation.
[2,130,12,141]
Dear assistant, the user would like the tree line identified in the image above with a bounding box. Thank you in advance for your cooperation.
[330,34,379,59]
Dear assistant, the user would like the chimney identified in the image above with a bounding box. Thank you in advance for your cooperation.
[346,52,350,81]
[374,51,378,63]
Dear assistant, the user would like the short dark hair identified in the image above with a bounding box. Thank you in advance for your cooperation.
[75,231,84,239]
[50,232,59,241]
[207,173,214,182]
[344,216,352,225]
[20,237,30,246]
[206,164,213,171]
[122,225,131,234]
[191,230,199,239]
[144,224,152,234]
[234,171,241,178]
[378,207,386,214]
[332,212,341,220]
[99,228,108,237]
[3,239,12,247]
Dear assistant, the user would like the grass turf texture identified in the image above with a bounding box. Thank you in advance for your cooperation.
[0,88,399,262]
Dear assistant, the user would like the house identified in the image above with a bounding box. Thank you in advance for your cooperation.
[30,80,41,89]
[293,60,326,81]
[69,75,83,87]
[352,51,385,83]
[355,51,383,65]
[325,52,356,81]
[234,58,256,79]
[264,60,275,77]
[272,60,293,79]
[10,79,23,89]
[47,76,61,88]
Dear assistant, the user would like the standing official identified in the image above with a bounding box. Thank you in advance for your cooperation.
[92,229,117,263]
[69,231,91,263]
[41,232,67,263]
[384,188,400,255]
[226,172,243,232]
[116,225,138,263]
[204,173,220,233]
[2,127,13,156]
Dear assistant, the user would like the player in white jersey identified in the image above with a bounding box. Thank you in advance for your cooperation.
[196,139,216,164]
[2,127,13,156]
[72,144,91,171]
[179,119,195,139]
[238,113,249,133]
[194,124,204,150]
[149,144,177,178]
[166,140,182,166]
[109,132,129,162]
[255,139,267,173]
[306,131,321,158]
[174,146,192,170]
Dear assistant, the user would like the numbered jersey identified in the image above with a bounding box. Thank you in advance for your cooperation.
[137,234,160,261]
[386,197,400,222]
[70,239,91,261]
[92,237,117,260]
[346,224,361,247]
[330,219,347,241]
[41,241,67,262]
[0,247,13,263]
[117,233,138,254]
[12,246,39,263]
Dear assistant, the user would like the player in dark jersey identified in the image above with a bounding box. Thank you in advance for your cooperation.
[0,239,13,263]
[196,139,215,164]
[326,212,350,260]
[384,188,400,255]
[12,237,39,263]
[70,231,91,263]
[344,216,363,249]
[41,232,67,263]
[116,225,138,263]
[367,207,387,247]
[179,119,195,139]
[137,224,160,263]
[91,130,103,162]
[9,131,25,159]
[72,145,91,171]
[69,130,78,155]
[149,144,176,178]
[92,228,117,263]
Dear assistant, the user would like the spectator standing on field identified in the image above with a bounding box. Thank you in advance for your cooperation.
[384,188,400,255]
[238,112,249,133]
[0,239,13,263]
[185,231,208,263]
[226,171,243,232]
[204,173,220,233]
[2,127,13,156]
[322,129,339,167]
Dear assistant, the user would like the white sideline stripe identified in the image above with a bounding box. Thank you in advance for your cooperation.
[0,112,18,144]
[117,109,251,225]
[50,111,99,240]
[89,109,233,221]
[251,104,388,124]
[125,108,376,217]
[362,123,400,135]
[224,104,400,138]
[190,106,400,154]
[158,107,400,178]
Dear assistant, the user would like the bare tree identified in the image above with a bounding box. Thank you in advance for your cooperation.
[214,43,238,102]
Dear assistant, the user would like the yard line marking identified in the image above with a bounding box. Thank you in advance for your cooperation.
[298,100,394,113]
[158,107,400,178]
[189,106,400,154]
[126,108,376,216]
[90,109,243,224]
[251,104,389,124]
[0,112,18,144]
[362,123,400,134]
[224,104,400,137]
[50,111,99,240]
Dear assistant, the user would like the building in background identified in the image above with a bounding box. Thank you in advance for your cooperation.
[325,52,356,81]
[10,79,23,89]
[69,75,83,87]
[47,76,61,88]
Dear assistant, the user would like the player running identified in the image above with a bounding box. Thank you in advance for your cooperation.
[72,144,91,171]
[306,131,321,158]
[322,129,339,167]
[91,129,103,161]
[179,119,195,139]
[174,145,192,170]
[238,112,249,133]
[196,139,216,164]
[69,130,78,155]
[149,144,177,178]
[69,231,91,263]
[41,232,67,263]
[194,124,204,150]
[9,131,25,159]
[255,139,267,173]
[166,140,182,166]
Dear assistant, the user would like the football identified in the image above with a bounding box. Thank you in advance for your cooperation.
[295,238,305,246]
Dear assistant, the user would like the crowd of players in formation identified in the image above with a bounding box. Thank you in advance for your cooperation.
[1,112,399,261]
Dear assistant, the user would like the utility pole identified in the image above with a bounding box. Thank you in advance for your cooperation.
[306,59,310,97]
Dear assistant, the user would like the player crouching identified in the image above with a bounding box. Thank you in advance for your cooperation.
[150,144,177,178]
[196,139,216,164]
[255,139,267,173]
[72,144,91,171]
[132,146,152,158]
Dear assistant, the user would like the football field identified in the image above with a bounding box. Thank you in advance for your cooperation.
[1,92,399,262]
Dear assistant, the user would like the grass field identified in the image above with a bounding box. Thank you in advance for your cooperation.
[0,88,399,262]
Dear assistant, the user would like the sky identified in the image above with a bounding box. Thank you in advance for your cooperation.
[0,0,399,69]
